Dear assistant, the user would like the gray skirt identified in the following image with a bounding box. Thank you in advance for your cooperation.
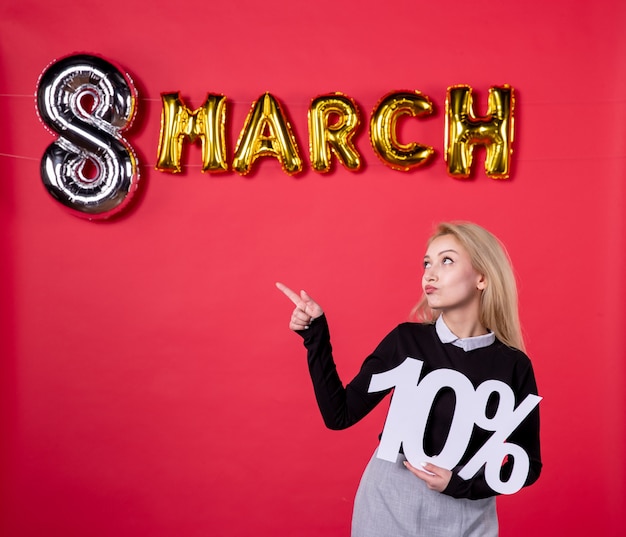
[352,450,498,537]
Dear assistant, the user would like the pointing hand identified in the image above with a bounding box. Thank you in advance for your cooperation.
[276,282,324,331]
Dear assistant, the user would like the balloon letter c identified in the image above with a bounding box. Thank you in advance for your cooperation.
[369,91,435,171]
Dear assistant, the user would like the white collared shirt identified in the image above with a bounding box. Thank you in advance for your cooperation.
[435,315,495,352]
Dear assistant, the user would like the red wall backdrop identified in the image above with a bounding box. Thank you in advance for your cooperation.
[1,1,625,535]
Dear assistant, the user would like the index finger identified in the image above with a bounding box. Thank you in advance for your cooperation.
[275,282,301,306]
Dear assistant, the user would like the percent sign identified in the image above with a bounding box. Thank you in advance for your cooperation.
[369,357,542,495]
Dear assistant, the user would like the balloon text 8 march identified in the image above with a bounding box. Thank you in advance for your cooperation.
[37,54,515,220]
[370,357,541,495]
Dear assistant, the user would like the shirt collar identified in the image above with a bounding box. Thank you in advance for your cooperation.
[435,315,495,352]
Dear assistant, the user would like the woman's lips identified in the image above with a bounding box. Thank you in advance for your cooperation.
[424,285,437,294]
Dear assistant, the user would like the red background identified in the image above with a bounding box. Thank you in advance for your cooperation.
[1,1,625,535]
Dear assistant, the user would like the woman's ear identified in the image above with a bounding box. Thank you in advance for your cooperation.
[477,274,487,290]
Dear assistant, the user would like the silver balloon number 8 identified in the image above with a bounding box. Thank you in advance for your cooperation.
[36,54,139,219]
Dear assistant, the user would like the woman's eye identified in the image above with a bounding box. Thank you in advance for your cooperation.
[423,260,431,268]
[442,257,453,264]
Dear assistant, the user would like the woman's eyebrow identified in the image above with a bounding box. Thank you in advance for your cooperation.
[424,249,458,260]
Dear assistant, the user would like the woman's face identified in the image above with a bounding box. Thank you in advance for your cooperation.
[422,234,485,316]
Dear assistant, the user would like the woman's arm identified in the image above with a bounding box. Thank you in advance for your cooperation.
[276,282,390,429]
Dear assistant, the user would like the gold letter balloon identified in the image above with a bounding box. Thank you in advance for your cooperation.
[156,92,228,173]
[308,93,362,172]
[232,93,303,175]
[445,85,515,179]
[36,54,139,219]
[369,91,435,172]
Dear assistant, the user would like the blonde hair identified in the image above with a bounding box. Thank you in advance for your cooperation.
[413,222,525,351]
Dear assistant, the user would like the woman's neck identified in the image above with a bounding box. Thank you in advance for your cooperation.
[441,311,487,339]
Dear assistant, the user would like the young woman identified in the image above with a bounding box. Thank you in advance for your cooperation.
[276,221,541,537]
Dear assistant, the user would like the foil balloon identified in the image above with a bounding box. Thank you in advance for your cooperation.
[232,93,302,175]
[156,92,228,173]
[36,53,139,219]
[308,93,361,172]
[369,91,434,171]
[445,85,515,179]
